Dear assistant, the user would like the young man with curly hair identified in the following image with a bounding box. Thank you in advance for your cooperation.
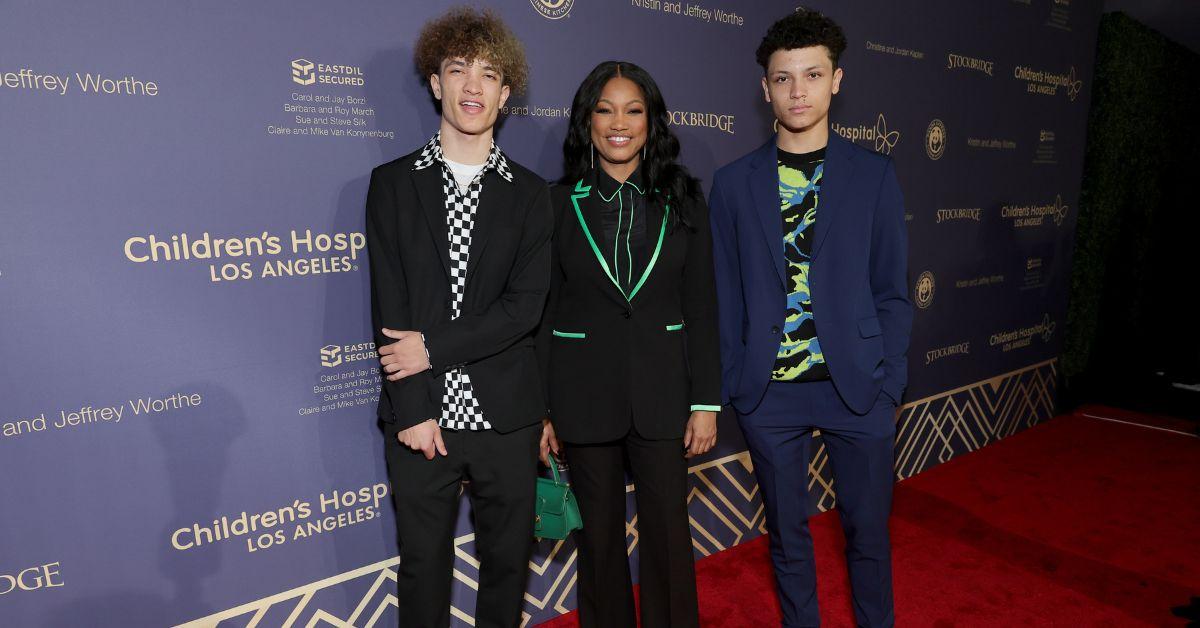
[364,7,552,627]
[708,9,911,627]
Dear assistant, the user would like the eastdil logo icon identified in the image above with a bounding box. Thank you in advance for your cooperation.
[291,59,315,86]
[287,59,365,86]
[529,0,574,19]
[320,344,343,368]
[925,119,946,160]
[319,342,377,367]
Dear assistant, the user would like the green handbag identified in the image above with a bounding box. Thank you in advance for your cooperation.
[534,453,583,540]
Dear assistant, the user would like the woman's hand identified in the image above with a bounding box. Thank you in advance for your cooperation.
[539,418,561,465]
[683,410,718,459]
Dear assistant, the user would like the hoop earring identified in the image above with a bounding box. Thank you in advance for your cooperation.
[590,144,594,170]
[773,119,780,133]
[642,144,646,161]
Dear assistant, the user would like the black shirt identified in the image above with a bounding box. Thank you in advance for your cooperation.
[773,147,830,382]
[592,166,650,294]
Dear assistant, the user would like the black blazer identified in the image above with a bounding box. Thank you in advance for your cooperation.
[536,176,721,443]
[365,148,552,432]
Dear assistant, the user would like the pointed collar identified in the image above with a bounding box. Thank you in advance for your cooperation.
[412,131,513,183]
[593,165,645,201]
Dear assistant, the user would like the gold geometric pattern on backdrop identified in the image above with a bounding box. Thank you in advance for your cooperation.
[177,360,1057,627]
[893,359,1057,480]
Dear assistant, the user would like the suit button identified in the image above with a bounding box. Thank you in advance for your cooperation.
[770,326,780,334]
[623,311,632,319]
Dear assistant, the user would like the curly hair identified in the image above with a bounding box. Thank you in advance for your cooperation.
[755,9,847,71]
[414,6,529,94]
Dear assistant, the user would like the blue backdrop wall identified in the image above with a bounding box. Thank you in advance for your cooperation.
[0,1,1100,625]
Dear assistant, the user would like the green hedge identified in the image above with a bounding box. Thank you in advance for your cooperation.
[1065,12,1200,378]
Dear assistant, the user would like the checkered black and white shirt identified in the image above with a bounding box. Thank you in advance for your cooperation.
[412,132,513,431]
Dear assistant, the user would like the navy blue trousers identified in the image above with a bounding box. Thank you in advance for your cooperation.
[738,380,896,628]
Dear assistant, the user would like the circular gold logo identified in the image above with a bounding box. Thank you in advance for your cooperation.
[914,271,935,309]
[925,119,946,160]
[529,0,574,19]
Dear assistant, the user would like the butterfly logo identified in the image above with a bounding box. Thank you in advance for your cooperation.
[874,114,900,154]
[1065,66,1083,102]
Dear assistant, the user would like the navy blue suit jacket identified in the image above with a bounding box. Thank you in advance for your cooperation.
[709,133,911,415]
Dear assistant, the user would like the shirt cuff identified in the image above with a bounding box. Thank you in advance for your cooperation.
[690,404,722,412]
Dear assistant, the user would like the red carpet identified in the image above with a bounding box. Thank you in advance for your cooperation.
[538,406,1200,626]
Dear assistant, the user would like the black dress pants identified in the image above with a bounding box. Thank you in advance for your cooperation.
[385,422,540,628]
[564,428,699,628]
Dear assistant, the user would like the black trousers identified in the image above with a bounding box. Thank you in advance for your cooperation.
[564,429,699,628]
[385,422,540,628]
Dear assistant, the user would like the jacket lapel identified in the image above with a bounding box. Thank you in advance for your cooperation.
[749,140,786,288]
[570,176,671,305]
[812,133,854,260]
[628,194,669,301]
[466,169,512,283]
[412,164,451,276]
[570,179,631,305]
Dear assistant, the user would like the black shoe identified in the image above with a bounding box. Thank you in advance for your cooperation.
[1171,595,1200,626]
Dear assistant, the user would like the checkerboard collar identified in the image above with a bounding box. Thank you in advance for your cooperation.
[412,132,513,183]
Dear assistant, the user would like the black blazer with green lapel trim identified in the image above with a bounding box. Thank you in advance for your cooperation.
[365,147,553,432]
[536,176,722,443]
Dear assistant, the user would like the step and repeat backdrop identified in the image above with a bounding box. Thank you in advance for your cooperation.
[1,1,1100,625]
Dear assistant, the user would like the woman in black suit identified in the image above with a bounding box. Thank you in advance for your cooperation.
[537,61,721,628]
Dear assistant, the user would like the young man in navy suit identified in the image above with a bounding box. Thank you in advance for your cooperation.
[709,10,911,627]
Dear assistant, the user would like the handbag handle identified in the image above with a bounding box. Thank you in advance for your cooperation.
[547,452,563,484]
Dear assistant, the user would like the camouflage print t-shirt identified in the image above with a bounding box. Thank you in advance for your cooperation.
[772,147,831,382]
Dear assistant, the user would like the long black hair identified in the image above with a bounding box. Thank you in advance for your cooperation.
[561,61,701,230]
